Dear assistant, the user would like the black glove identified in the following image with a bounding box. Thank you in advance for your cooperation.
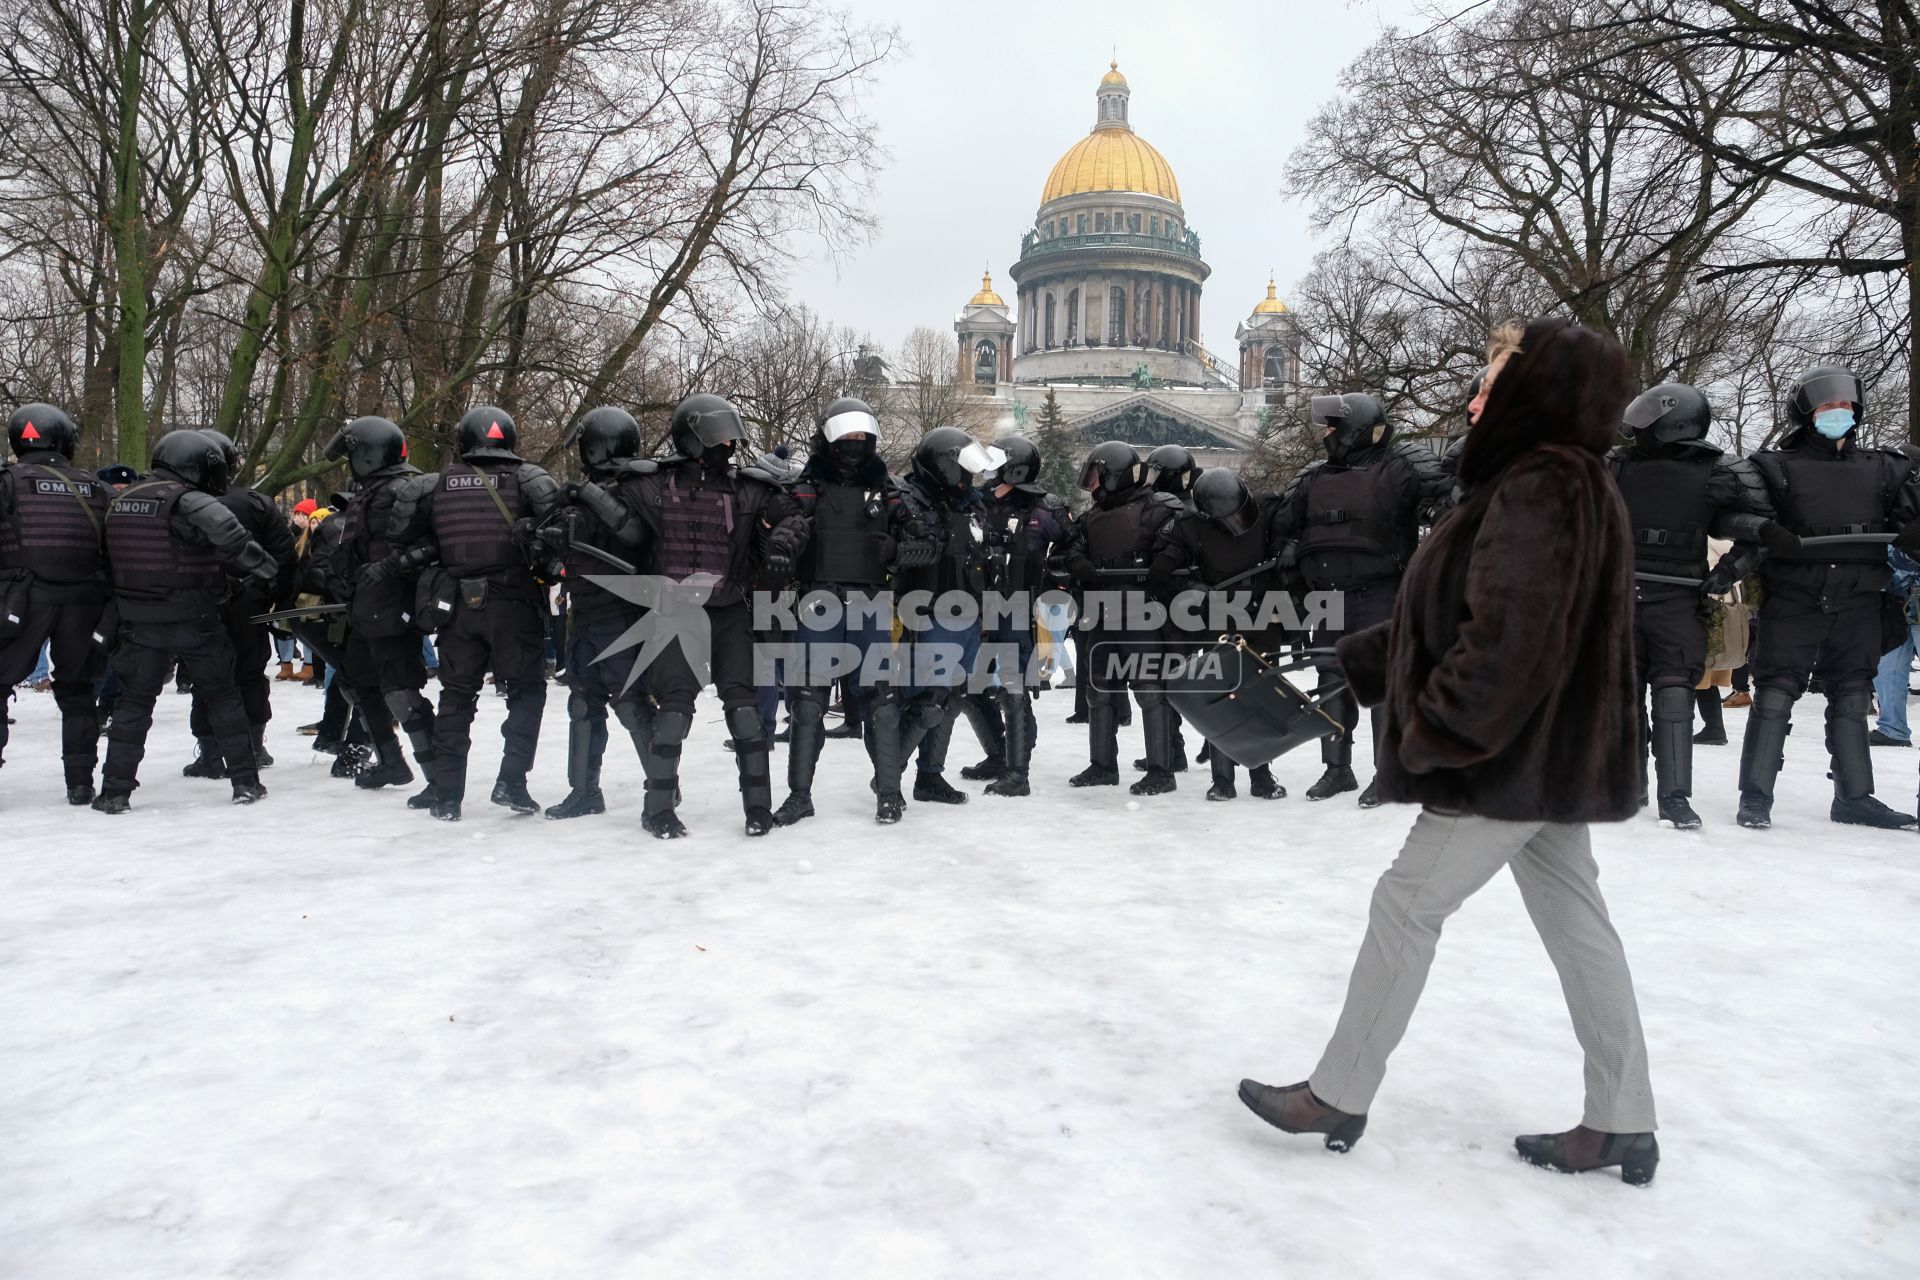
[247,560,278,592]
[1758,522,1801,557]
[1700,559,1743,598]
[1276,541,1299,574]
[1066,555,1097,586]
[358,557,399,588]
[873,533,897,566]
[762,547,794,590]
[1146,554,1179,593]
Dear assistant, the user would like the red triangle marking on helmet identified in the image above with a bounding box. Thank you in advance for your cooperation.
[400,442,409,458]
[21,422,40,440]
[487,423,504,439]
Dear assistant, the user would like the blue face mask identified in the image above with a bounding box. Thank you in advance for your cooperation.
[1813,407,1855,439]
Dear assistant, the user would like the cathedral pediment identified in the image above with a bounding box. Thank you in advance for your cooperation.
[1066,393,1243,448]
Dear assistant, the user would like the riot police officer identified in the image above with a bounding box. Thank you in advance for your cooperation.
[95,430,279,812]
[1275,393,1450,805]
[1151,467,1288,801]
[0,404,111,803]
[776,398,932,826]
[323,416,436,796]
[894,426,1004,805]
[1608,384,1761,828]
[180,430,295,779]
[383,406,564,821]
[1062,440,1184,794]
[543,407,651,821]
[1723,366,1920,829]
[608,394,808,838]
[958,434,1072,797]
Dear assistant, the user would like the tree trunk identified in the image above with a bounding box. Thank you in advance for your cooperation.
[111,0,154,465]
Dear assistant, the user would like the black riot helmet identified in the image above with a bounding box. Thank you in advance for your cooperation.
[1192,468,1259,536]
[200,429,241,476]
[1311,392,1391,463]
[1785,364,1865,433]
[325,415,410,480]
[1623,383,1711,445]
[1078,440,1142,496]
[817,396,881,471]
[576,406,641,475]
[455,405,518,456]
[151,428,232,495]
[912,426,1004,495]
[7,402,79,460]
[669,393,745,462]
[1144,444,1200,496]
[986,434,1042,491]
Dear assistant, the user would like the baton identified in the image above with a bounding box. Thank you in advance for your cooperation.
[250,602,348,625]
[1797,533,1896,547]
[570,540,639,576]
[1636,571,1705,588]
[1200,557,1283,593]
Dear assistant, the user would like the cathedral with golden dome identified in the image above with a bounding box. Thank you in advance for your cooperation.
[954,63,1299,460]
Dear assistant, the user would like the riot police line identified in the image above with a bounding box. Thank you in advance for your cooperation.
[2,355,1917,833]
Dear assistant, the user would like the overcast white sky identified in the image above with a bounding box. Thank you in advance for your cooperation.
[785,0,1426,358]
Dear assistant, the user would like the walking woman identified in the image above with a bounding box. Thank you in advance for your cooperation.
[1239,318,1660,1184]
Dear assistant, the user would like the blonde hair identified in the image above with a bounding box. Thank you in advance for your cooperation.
[1485,320,1526,366]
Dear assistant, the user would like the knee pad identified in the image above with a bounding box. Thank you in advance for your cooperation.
[1827,684,1872,718]
[613,698,653,732]
[501,679,547,704]
[567,690,606,723]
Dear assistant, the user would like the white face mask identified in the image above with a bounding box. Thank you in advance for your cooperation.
[1813,407,1855,439]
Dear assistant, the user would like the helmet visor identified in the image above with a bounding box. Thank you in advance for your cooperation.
[1077,456,1102,491]
[1622,390,1675,430]
[1309,394,1349,427]
[323,428,351,461]
[1793,371,1864,417]
[689,405,745,449]
[821,408,881,444]
[957,441,1006,479]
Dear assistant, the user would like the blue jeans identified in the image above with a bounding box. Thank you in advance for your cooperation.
[1873,621,1919,741]
[27,641,52,685]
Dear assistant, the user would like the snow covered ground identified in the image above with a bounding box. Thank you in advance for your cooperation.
[2,673,1916,1278]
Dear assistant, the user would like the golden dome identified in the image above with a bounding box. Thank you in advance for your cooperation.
[1253,279,1289,315]
[1100,60,1128,88]
[969,270,1005,307]
[1043,129,1181,205]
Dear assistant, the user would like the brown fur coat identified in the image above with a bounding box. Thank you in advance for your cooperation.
[1335,319,1645,823]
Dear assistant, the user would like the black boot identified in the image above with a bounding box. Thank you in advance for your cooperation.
[1249,765,1285,799]
[1136,695,1176,789]
[66,783,94,806]
[546,695,606,819]
[230,776,268,804]
[1206,749,1236,801]
[1827,688,1917,828]
[1307,708,1359,798]
[957,693,1007,780]
[490,775,541,815]
[181,736,226,779]
[985,688,1033,797]
[91,791,131,815]
[1693,688,1727,745]
[638,707,689,838]
[1356,779,1379,808]
[1736,685,1794,828]
[914,773,969,804]
[250,725,274,769]
[726,704,776,836]
[1651,685,1701,829]
[869,690,908,824]
[774,689,826,825]
[355,734,416,790]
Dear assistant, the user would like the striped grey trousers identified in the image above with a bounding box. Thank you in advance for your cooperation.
[1309,809,1657,1132]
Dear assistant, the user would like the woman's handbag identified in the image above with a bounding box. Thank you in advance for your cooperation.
[1165,638,1348,767]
